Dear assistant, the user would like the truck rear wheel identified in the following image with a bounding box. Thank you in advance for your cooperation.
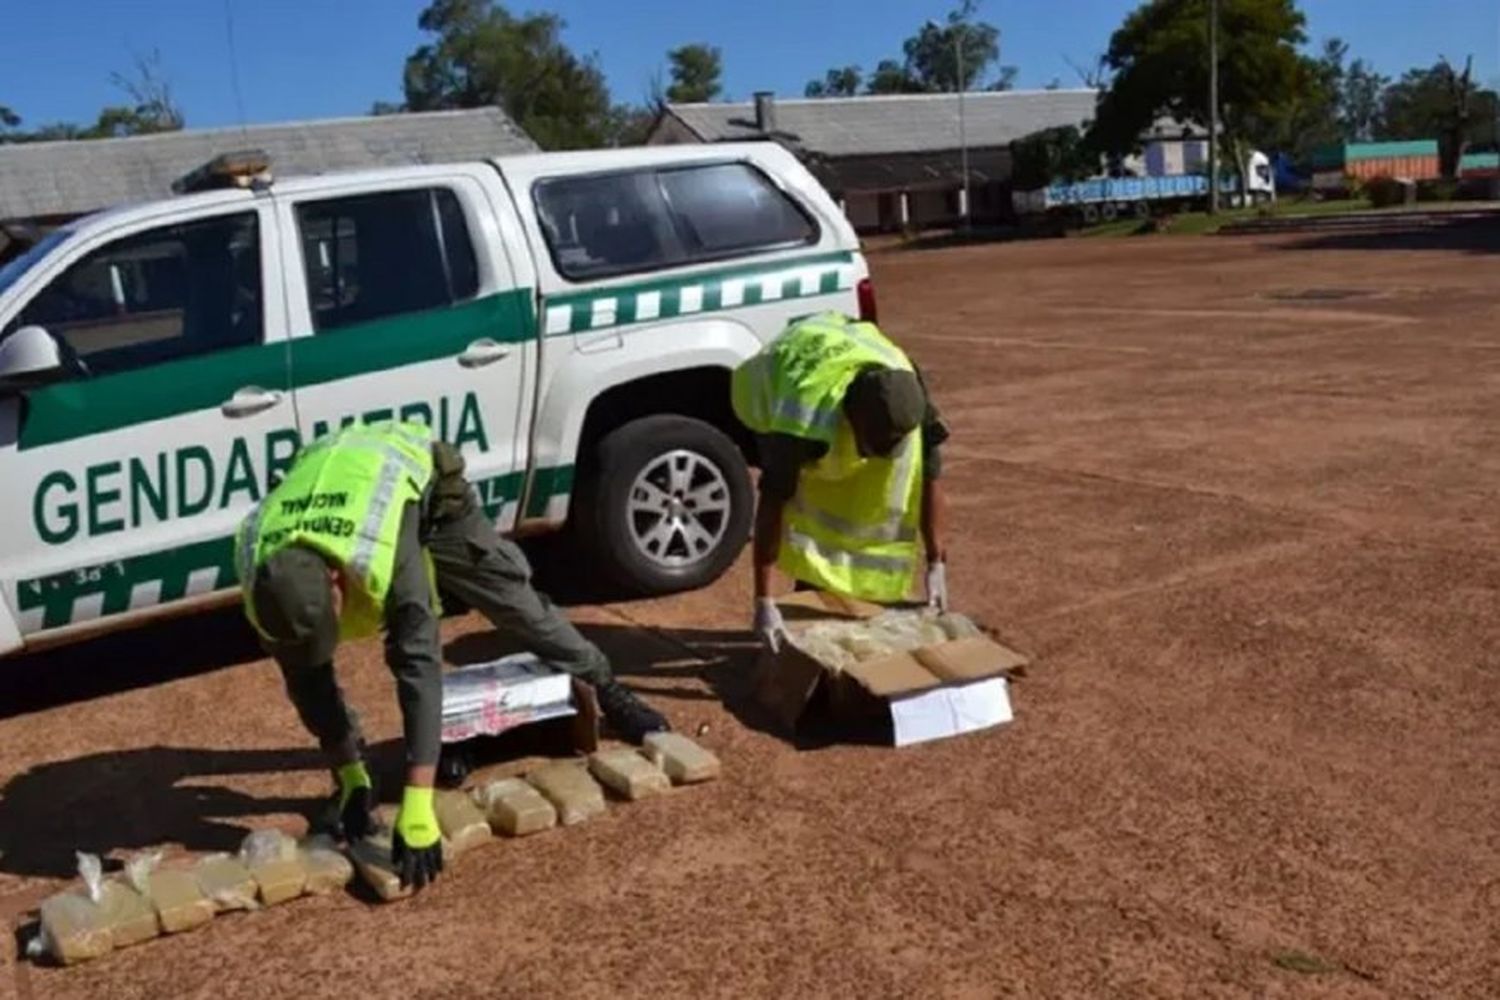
[575,415,752,595]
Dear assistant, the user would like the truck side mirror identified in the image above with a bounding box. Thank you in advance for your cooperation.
[0,325,66,395]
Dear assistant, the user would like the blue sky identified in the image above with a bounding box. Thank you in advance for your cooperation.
[1,0,1495,129]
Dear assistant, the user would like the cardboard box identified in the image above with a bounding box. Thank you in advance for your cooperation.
[754,592,1026,746]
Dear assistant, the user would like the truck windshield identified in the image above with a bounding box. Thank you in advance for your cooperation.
[0,229,72,302]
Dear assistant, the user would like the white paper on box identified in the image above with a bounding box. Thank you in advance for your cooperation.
[889,677,1012,747]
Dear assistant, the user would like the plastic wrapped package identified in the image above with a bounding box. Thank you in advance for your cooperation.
[299,836,355,895]
[37,892,111,965]
[526,762,607,826]
[434,791,493,855]
[145,869,214,934]
[471,778,557,836]
[239,830,307,905]
[588,749,670,801]
[193,854,259,912]
[937,612,982,639]
[791,609,986,673]
[643,732,721,785]
[97,880,161,947]
[349,830,412,903]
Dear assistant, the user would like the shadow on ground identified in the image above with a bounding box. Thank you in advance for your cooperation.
[0,607,263,722]
[1276,215,1500,254]
[0,744,334,879]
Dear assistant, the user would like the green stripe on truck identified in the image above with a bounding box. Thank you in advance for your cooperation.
[17,465,576,632]
[540,250,855,336]
[20,289,534,451]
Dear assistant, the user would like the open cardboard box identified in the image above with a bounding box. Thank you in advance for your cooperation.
[754,591,1028,747]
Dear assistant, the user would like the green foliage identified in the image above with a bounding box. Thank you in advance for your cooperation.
[866,59,925,95]
[0,52,183,144]
[665,44,723,104]
[1363,175,1409,207]
[1010,126,1096,189]
[401,0,614,150]
[902,4,1000,92]
[1377,58,1498,178]
[1415,178,1461,202]
[805,66,863,98]
[606,104,658,147]
[1090,0,1309,187]
[990,66,1019,92]
[855,3,1008,95]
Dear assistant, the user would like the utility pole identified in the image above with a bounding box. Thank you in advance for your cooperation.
[1208,0,1221,214]
[956,23,971,228]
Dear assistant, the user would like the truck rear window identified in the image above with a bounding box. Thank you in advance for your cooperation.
[535,162,817,282]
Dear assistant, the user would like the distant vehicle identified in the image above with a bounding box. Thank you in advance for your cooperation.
[1013,150,1277,224]
[0,142,872,656]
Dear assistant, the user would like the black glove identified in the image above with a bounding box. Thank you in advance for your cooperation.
[391,786,444,890]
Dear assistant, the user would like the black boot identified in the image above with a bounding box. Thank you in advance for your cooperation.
[594,680,670,744]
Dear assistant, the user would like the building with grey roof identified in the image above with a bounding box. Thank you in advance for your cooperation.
[0,107,535,255]
[649,89,1099,231]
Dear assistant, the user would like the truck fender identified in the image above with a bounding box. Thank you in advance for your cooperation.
[529,316,766,505]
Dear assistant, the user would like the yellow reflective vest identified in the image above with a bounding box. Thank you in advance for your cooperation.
[732,313,923,602]
[236,421,435,641]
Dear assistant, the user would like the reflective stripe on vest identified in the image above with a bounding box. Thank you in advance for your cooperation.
[779,422,923,604]
[783,530,916,575]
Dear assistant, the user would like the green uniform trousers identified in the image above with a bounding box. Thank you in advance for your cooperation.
[275,447,611,768]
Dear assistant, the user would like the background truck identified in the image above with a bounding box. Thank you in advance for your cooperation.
[0,142,874,656]
[1013,150,1277,224]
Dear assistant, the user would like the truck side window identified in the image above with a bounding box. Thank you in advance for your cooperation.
[1,213,262,377]
[534,162,817,281]
[657,163,815,257]
[295,188,478,334]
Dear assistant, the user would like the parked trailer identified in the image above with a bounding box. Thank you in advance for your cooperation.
[1014,151,1276,224]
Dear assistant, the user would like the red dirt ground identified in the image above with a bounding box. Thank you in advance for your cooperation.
[4,224,1500,999]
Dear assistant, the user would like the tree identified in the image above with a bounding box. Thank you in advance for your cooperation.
[1011,125,1097,189]
[607,103,658,147]
[101,50,184,135]
[1379,57,1498,177]
[866,59,923,95]
[990,66,1019,92]
[902,2,1000,92]
[401,0,615,150]
[1341,56,1388,141]
[0,51,184,144]
[1090,0,1310,189]
[805,66,862,98]
[665,44,722,103]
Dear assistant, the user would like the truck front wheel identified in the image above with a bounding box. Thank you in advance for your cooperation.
[575,415,752,595]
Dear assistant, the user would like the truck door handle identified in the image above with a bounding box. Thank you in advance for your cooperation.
[458,339,511,368]
[220,386,284,418]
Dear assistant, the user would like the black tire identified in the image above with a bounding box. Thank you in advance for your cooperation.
[1132,200,1151,219]
[1080,203,1101,225]
[574,415,752,596]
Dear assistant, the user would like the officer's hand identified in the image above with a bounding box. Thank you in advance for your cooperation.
[391,786,444,890]
[753,597,789,653]
[925,561,949,613]
[337,761,375,842]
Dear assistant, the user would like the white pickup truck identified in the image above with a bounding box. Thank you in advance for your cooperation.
[0,142,874,655]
